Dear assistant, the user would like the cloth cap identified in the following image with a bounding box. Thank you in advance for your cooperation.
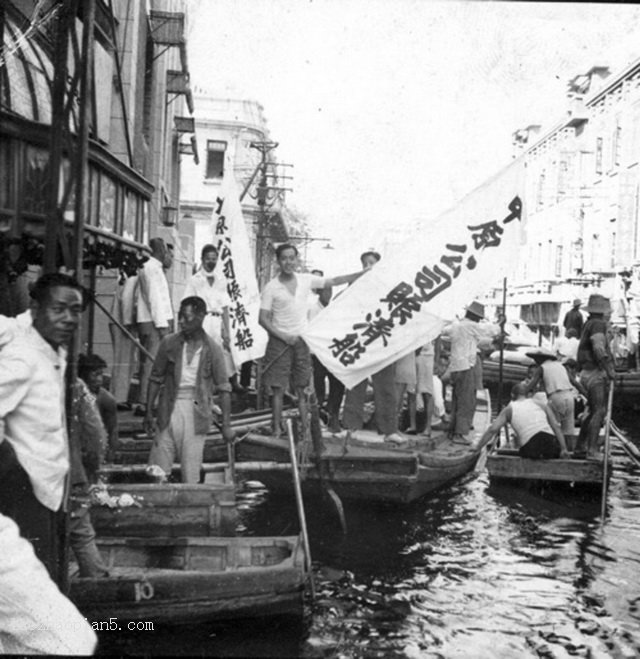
[360,248,381,263]
[525,347,557,361]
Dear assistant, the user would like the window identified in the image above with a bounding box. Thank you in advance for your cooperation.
[557,159,568,200]
[205,140,226,179]
[611,121,621,169]
[595,136,603,175]
[555,245,563,277]
[536,169,545,210]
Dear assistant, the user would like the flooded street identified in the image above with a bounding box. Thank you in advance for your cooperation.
[101,418,640,657]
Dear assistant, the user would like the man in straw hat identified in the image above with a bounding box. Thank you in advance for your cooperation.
[525,347,586,451]
[576,294,615,459]
[442,301,500,444]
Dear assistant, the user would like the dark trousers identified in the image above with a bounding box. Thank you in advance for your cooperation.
[343,363,398,435]
[311,355,345,418]
[0,442,65,584]
[578,369,608,452]
[519,432,561,459]
[450,368,476,435]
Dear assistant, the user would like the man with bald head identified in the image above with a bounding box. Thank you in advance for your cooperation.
[478,381,570,459]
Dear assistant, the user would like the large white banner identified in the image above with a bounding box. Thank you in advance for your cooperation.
[302,158,525,388]
[212,173,268,365]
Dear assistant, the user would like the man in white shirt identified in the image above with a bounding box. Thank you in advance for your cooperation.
[183,244,240,390]
[442,301,500,444]
[135,237,174,408]
[259,244,364,438]
[0,273,84,584]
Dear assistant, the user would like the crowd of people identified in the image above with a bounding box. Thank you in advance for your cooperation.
[479,294,616,461]
[0,235,619,652]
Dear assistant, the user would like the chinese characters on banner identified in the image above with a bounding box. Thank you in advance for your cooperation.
[211,174,268,366]
[302,158,526,388]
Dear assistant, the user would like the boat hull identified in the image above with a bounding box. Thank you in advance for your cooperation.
[70,535,307,624]
[487,449,604,487]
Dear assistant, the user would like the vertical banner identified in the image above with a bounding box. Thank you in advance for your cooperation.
[303,158,526,388]
[212,173,268,365]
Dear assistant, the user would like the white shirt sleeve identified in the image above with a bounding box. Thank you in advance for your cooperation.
[260,280,275,311]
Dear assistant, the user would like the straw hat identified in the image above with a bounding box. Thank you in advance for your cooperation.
[572,298,582,307]
[466,301,485,320]
[525,347,557,361]
[584,294,611,315]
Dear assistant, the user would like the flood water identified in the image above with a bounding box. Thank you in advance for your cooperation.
[100,414,640,657]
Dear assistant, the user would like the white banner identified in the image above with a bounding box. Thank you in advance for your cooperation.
[212,173,268,365]
[302,158,525,388]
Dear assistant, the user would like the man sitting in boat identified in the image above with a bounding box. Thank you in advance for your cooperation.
[525,348,585,451]
[576,294,616,460]
[479,382,571,459]
[144,296,234,482]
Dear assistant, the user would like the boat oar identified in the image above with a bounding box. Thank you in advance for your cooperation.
[600,380,615,525]
[285,416,315,599]
[308,389,347,534]
[610,421,640,469]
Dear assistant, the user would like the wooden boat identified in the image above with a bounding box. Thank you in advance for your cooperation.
[486,447,605,488]
[70,535,308,624]
[90,482,238,537]
[234,390,492,504]
[482,358,640,407]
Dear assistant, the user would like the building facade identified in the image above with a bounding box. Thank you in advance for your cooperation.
[481,58,640,331]
[0,0,197,364]
[179,91,290,288]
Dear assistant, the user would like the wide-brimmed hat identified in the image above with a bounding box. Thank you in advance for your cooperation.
[584,294,611,315]
[572,298,582,306]
[360,247,381,263]
[525,347,557,361]
[465,301,485,320]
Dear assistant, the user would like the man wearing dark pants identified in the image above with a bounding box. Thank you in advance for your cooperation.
[259,244,363,439]
[0,273,84,584]
[576,294,615,459]
[443,301,500,444]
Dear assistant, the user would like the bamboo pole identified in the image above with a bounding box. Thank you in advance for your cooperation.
[600,380,615,525]
[285,417,315,599]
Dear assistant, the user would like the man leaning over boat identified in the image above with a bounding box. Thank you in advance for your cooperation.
[479,382,571,460]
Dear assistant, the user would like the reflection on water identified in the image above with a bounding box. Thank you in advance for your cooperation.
[99,436,640,657]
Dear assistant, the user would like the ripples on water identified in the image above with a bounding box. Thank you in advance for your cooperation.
[100,430,640,657]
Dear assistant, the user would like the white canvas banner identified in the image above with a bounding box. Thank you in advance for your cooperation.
[302,158,526,388]
[211,173,268,365]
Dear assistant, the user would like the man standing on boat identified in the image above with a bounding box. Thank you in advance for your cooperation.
[144,296,233,482]
[525,347,585,451]
[563,298,584,337]
[442,302,500,444]
[259,244,364,439]
[576,294,615,460]
[479,382,571,459]
[341,249,406,445]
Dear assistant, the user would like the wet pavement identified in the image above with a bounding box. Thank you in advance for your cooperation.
[99,416,640,657]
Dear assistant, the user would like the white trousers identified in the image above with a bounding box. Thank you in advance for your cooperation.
[148,398,206,483]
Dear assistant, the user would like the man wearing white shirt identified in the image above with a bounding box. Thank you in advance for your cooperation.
[136,237,174,407]
[0,273,83,584]
[259,244,364,438]
[183,244,238,385]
